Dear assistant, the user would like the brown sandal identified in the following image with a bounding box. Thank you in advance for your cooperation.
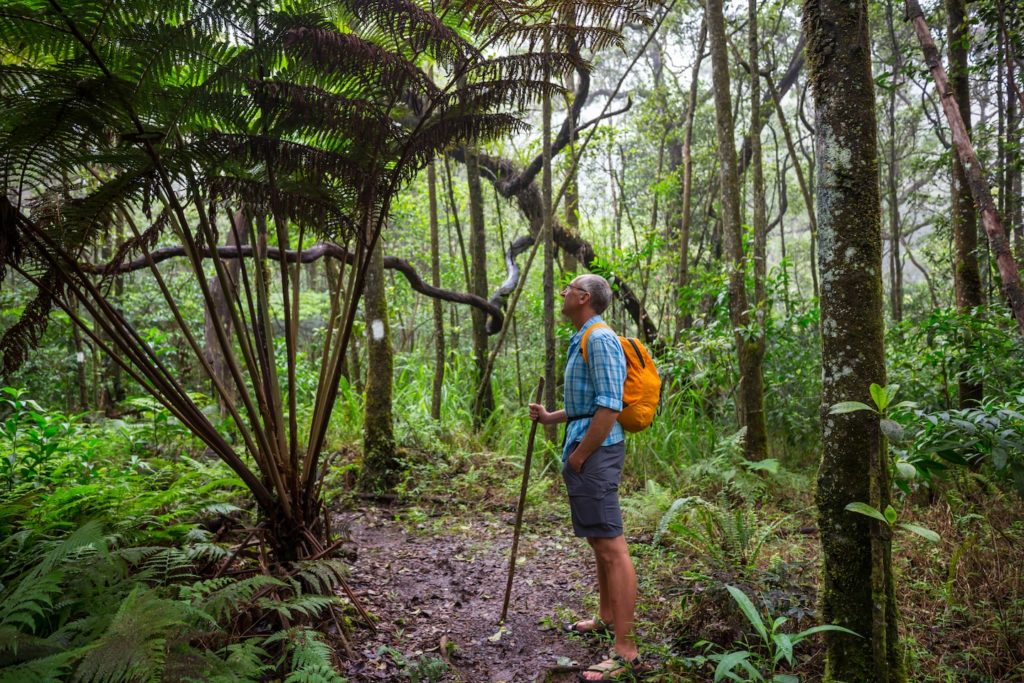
[577,652,641,681]
[561,615,613,635]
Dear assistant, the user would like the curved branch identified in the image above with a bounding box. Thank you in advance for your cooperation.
[81,243,505,331]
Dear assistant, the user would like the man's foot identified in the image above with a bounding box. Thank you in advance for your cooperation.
[577,651,641,681]
[561,615,612,635]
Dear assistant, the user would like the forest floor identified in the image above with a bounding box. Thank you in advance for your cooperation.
[335,503,618,682]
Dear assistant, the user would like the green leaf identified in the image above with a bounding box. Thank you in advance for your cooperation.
[772,632,794,666]
[845,502,888,525]
[791,624,862,644]
[743,458,780,474]
[725,585,768,645]
[829,401,875,415]
[895,461,917,481]
[773,675,800,683]
[883,505,898,526]
[898,522,940,544]
[870,383,889,411]
[879,419,906,443]
[713,651,751,682]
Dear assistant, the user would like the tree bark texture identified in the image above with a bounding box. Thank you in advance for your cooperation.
[204,210,247,416]
[674,19,707,342]
[707,0,767,461]
[805,0,904,679]
[542,45,558,443]
[466,148,495,425]
[946,0,983,406]
[428,160,445,421]
[358,237,398,492]
[905,0,1024,337]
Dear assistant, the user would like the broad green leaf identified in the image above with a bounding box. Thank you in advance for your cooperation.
[829,401,874,415]
[895,461,917,481]
[870,383,888,411]
[773,675,800,683]
[744,458,780,474]
[845,502,888,525]
[772,632,794,666]
[713,651,751,682]
[883,505,898,526]
[792,624,862,643]
[898,522,940,544]
[726,585,768,645]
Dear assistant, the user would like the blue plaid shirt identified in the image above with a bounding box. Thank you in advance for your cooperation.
[562,316,626,461]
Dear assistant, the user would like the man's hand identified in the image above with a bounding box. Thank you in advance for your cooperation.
[528,403,556,425]
[567,449,586,473]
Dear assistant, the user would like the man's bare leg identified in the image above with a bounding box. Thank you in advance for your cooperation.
[590,537,613,627]
[580,535,637,681]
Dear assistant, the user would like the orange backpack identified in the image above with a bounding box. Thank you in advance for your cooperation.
[580,322,661,432]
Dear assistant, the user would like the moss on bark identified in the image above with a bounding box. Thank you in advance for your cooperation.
[804,0,904,679]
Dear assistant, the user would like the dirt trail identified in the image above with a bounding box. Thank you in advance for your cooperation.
[336,506,617,682]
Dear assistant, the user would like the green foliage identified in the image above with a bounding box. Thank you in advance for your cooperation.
[693,585,859,682]
[653,493,788,574]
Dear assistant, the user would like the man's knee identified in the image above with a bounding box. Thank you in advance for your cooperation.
[589,535,629,564]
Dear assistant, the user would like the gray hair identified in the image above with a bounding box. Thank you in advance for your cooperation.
[574,274,612,314]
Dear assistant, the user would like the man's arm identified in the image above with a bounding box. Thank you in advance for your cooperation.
[566,406,619,472]
[528,405,566,424]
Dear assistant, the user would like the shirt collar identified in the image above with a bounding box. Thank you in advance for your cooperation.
[569,315,604,346]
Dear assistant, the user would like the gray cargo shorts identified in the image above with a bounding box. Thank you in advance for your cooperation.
[561,441,625,538]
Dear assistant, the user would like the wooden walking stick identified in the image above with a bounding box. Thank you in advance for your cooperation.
[499,376,545,624]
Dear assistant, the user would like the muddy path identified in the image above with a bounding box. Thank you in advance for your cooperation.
[336,505,626,682]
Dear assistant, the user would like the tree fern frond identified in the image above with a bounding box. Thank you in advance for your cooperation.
[293,559,347,595]
[257,594,338,622]
[282,27,435,99]
[74,587,188,683]
[0,281,63,382]
[341,0,475,67]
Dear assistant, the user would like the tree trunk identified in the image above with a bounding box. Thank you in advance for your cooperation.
[542,39,558,443]
[428,160,445,421]
[806,0,904,678]
[466,147,495,425]
[906,0,1024,336]
[674,20,707,342]
[204,210,247,416]
[358,235,398,493]
[747,0,768,461]
[707,0,767,460]
[947,0,983,406]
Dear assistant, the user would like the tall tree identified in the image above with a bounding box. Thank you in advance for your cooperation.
[428,160,445,421]
[466,147,495,426]
[805,0,904,678]
[948,0,984,406]
[706,0,768,460]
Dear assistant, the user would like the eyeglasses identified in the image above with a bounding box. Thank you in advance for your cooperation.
[560,283,588,296]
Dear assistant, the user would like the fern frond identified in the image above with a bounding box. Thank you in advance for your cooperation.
[74,587,188,683]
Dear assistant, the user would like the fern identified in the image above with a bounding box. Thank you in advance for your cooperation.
[258,594,339,622]
[266,628,344,683]
[74,587,188,683]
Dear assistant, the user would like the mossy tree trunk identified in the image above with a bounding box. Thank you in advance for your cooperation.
[428,159,445,422]
[466,147,494,427]
[358,235,398,493]
[542,34,558,443]
[706,0,767,461]
[805,0,904,679]
[947,0,984,407]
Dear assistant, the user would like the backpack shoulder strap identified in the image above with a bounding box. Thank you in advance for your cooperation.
[579,322,609,364]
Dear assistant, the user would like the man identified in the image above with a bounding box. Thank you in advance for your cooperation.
[529,274,640,681]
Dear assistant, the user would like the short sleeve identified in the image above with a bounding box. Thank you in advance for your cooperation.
[587,332,626,412]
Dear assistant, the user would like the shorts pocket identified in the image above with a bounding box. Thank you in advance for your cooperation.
[569,495,607,528]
